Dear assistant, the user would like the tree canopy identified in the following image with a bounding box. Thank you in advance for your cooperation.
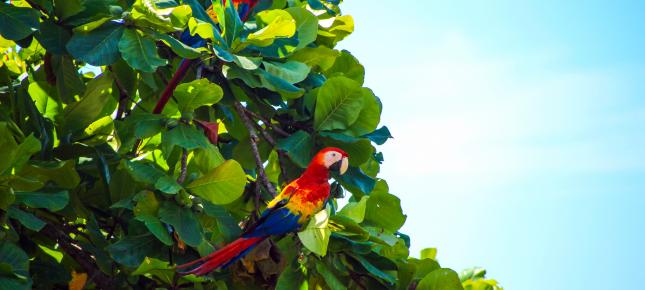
[0,0,502,289]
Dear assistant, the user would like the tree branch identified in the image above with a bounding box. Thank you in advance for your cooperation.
[177,148,188,184]
[108,66,131,120]
[233,101,277,197]
[41,224,115,290]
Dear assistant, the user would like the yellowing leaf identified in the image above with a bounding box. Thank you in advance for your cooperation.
[68,271,87,290]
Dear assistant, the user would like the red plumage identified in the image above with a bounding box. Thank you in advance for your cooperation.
[176,147,349,276]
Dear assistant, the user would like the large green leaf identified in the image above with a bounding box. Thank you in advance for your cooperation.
[276,130,314,168]
[417,268,464,290]
[192,143,226,175]
[14,190,69,212]
[174,79,224,114]
[62,73,115,135]
[34,20,71,55]
[317,15,354,47]
[66,21,125,66]
[18,160,80,189]
[186,160,246,205]
[337,196,369,223]
[263,60,311,84]
[0,4,39,40]
[158,201,202,247]
[153,31,202,59]
[133,191,173,246]
[246,9,296,47]
[0,241,30,290]
[298,208,331,256]
[28,82,61,121]
[131,0,192,33]
[275,260,306,290]
[364,191,406,232]
[285,7,318,51]
[106,233,161,268]
[162,124,211,152]
[132,257,175,285]
[258,69,305,99]
[0,122,18,175]
[325,50,365,85]
[316,261,346,290]
[123,160,182,194]
[51,55,86,104]
[345,88,381,137]
[289,46,339,71]
[314,76,364,131]
[118,29,167,72]
[7,207,45,231]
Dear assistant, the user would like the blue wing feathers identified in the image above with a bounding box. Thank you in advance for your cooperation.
[243,208,301,237]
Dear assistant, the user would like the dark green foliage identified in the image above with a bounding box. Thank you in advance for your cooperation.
[0,0,502,289]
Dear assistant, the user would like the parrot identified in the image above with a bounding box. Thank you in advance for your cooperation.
[176,147,349,276]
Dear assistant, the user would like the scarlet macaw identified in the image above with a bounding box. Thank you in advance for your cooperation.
[177,147,349,275]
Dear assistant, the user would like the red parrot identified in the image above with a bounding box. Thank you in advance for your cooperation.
[177,147,349,276]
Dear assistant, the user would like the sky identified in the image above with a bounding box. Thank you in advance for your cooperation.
[339,1,645,289]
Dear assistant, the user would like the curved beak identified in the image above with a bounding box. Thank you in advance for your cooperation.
[330,156,349,175]
[339,156,349,175]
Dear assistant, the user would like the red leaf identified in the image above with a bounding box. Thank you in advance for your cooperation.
[194,119,219,145]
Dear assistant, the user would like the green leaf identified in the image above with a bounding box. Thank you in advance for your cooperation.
[174,79,224,113]
[337,166,376,197]
[314,76,364,131]
[6,132,41,173]
[337,196,368,223]
[263,60,311,84]
[0,122,18,175]
[132,257,175,285]
[0,241,29,280]
[0,4,40,40]
[14,190,69,212]
[0,186,15,211]
[202,201,241,241]
[51,55,85,104]
[34,20,71,55]
[345,88,381,137]
[66,21,125,66]
[417,268,464,290]
[154,31,202,59]
[222,0,243,46]
[158,201,202,247]
[298,208,331,256]
[316,261,347,290]
[53,0,83,21]
[317,15,354,47]
[28,82,61,121]
[186,160,246,205]
[276,261,306,290]
[62,73,115,135]
[19,160,80,189]
[118,29,167,72]
[364,191,406,232]
[131,0,192,33]
[277,130,314,168]
[192,143,225,175]
[246,9,296,47]
[420,248,438,260]
[285,7,318,51]
[364,126,392,145]
[162,124,211,152]
[258,69,305,99]
[325,50,365,85]
[348,253,396,284]
[123,160,182,194]
[106,233,161,268]
[7,207,45,231]
[289,46,339,71]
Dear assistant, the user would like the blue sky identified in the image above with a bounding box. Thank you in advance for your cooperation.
[339,1,645,289]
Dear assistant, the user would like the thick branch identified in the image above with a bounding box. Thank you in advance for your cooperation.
[233,101,277,197]
[41,224,115,290]
[153,59,193,114]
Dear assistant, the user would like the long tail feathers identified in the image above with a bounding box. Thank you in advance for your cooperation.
[176,237,264,276]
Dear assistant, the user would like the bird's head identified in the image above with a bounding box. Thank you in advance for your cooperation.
[311,147,349,175]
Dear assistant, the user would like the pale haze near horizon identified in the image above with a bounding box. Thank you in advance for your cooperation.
[339,1,645,289]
